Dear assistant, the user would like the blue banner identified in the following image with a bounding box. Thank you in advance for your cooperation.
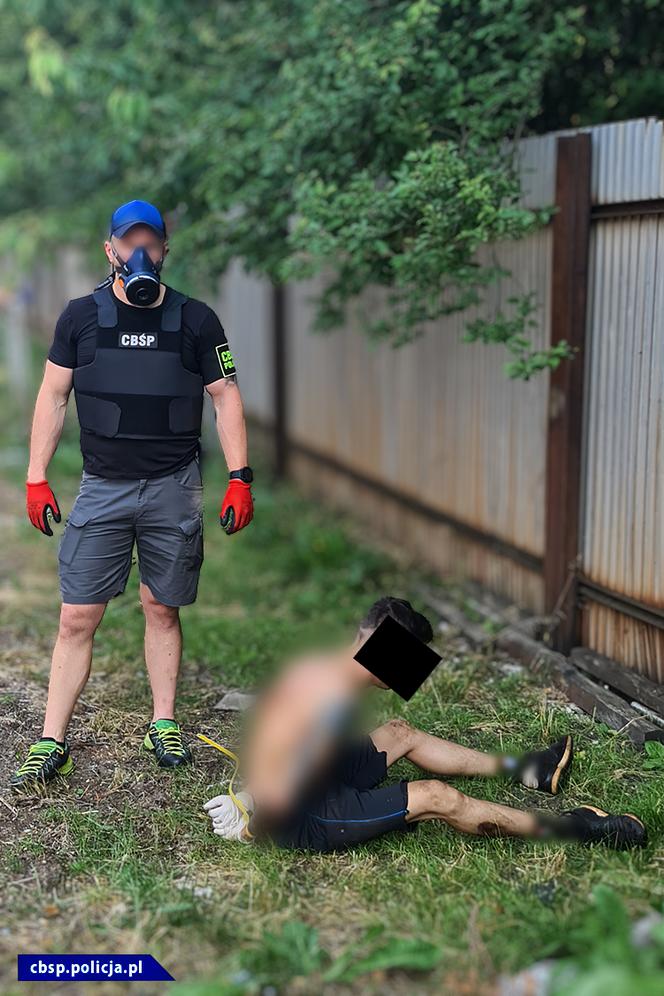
[17,954,174,982]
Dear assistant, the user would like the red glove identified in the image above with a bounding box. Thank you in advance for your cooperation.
[220,480,254,535]
[26,480,62,536]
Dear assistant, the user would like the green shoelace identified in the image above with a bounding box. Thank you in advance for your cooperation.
[15,740,62,776]
[151,721,187,756]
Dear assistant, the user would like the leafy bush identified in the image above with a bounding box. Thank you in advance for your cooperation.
[551,886,664,996]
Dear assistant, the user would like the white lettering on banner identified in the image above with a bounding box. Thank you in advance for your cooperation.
[118,333,158,348]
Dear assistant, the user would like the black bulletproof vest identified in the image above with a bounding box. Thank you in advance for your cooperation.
[72,285,204,440]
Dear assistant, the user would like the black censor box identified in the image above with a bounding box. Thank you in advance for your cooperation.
[353,615,442,700]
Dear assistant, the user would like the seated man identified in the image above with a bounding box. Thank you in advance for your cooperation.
[203,597,647,852]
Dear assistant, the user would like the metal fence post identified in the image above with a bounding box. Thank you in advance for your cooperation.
[544,133,592,652]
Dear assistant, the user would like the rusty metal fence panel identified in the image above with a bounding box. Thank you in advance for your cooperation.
[591,118,664,204]
[287,234,552,556]
[286,228,552,610]
[580,215,664,681]
[516,117,664,207]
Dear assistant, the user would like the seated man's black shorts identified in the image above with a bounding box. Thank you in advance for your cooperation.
[270,734,418,853]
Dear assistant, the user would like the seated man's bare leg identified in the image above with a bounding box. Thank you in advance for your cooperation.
[370,718,500,777]
[405,779,537,838]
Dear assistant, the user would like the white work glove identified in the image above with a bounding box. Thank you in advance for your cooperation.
[203,790,254,842]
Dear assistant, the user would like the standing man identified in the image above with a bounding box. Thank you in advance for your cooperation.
[13,199,254,790]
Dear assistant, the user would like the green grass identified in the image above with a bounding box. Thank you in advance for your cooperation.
[0,419,663,995]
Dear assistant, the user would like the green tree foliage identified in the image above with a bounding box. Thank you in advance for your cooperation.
[535,0,664,132]
[0,1,659,377]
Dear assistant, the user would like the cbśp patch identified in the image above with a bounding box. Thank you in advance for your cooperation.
[118,332,158,348]
[215,343,237,377]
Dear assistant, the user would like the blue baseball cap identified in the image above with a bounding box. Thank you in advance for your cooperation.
[109,199,167,239]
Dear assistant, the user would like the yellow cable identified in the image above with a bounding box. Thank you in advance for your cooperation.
[197,733,254,838]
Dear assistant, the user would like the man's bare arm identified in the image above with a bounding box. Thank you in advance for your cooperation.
[241,666,349,824]
[27,361,73,480]
[241,689,310,819]
[205,376,248,471]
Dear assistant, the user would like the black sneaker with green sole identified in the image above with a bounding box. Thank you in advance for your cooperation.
[10,737,74,791]
[143,719,192,768]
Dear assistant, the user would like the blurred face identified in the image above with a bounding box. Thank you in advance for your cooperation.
[104,223,168,270]
[353,625,390,689]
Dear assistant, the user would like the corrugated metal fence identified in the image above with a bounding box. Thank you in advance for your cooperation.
[217,117,664,686]
[17,118,664,687]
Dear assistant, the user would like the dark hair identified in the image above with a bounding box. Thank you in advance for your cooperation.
[358,596,434,644]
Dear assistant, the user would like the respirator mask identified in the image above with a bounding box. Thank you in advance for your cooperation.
[111,244,164,306]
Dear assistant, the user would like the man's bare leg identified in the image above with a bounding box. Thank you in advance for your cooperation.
[370,718,501,777]
[140,582,183,721]
[405,778,538,837]
[42,601,107,740]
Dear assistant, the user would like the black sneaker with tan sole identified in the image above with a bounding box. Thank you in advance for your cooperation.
[515,734,573,794]
[561,805,647,849]
[538,805,647,849]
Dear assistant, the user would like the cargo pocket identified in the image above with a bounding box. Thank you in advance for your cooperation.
[172,458,203,492]
[178,512,204,571]
[58,506,93,567]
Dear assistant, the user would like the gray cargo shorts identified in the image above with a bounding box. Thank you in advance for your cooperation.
[57,456,204,607]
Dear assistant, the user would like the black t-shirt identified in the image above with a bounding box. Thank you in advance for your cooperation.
[48,283,234,479]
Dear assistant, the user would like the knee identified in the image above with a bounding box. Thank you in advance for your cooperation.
[140,589,180,628]
[383,718,416,749]
[420,779,466,820]
[58,604,102,641]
